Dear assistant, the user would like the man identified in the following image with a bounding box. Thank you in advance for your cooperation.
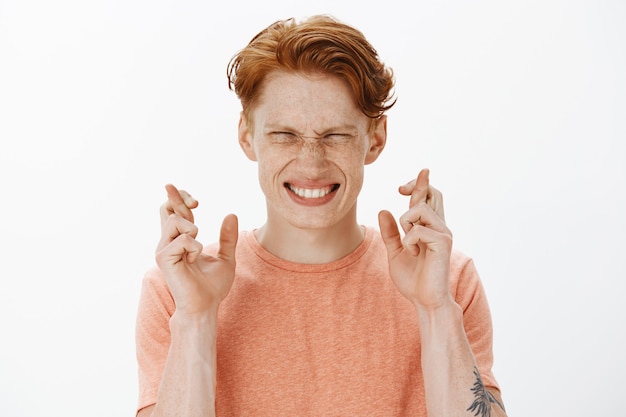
[136,15,506,417]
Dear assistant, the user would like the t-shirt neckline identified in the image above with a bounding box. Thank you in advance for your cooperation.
[243,226,375,273]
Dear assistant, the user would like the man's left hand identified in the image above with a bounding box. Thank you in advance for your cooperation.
[378,168,454,311]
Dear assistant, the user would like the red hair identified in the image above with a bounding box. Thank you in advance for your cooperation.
[227,15,396,125]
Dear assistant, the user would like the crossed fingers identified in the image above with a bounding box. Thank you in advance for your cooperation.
[156,184,201,262]
[160,184,198,228]
[398,169,451,255]
[399,169,445,221]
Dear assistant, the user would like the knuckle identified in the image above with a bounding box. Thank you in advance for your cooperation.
[159,202,173,215]
[174,231,192,244]
[154,247,168,265]
[162,213,178,229]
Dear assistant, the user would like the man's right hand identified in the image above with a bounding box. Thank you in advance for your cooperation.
[155,184,239,317]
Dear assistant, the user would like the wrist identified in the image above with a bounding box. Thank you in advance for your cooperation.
[169,309,219,334]
[414,296,463,327]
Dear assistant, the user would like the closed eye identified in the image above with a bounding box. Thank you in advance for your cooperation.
[322,133,354,145]
[267,131,355,146]
[269,132,300,144]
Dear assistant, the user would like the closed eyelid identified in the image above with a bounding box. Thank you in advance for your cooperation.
[265,124,357,138]
[266,131,356,147]
[306,133,355,140]
[270,132,344,140]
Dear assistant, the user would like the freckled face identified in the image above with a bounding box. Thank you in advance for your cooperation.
[238,71,386,231]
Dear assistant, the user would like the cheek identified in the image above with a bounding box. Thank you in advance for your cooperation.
[256,151,289,187]
[350,167,365,187]
[339,158,366,188]
[337,144,369,172]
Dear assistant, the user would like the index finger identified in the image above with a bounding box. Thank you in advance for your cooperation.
[399,168,430,209]
[162,184,197,223]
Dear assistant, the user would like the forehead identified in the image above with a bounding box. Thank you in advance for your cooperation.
[250,71,368,130]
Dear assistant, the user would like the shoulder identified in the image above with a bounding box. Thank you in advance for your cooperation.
[138,265,175,316]
[448,249,492,315]
[450,249,479,280]
[141,265,169,294]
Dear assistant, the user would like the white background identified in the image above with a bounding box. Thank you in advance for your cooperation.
[1,0,624,416]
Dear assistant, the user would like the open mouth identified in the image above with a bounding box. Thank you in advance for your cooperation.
[285,183,340,199]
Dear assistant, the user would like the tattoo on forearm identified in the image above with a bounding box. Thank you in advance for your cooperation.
[467,366,505,417]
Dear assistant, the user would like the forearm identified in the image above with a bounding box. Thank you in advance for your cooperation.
[151,311,219,417]
[417,299,506,417]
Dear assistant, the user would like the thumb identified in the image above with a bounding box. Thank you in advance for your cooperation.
[217,214,239,263]
[378,210,403,259]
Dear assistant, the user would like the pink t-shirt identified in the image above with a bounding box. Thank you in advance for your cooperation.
[136,227,499,416]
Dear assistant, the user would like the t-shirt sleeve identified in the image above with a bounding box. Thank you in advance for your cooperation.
[135,266,175,413]
[450,251,500,392]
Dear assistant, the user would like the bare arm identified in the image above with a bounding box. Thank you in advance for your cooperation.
[379,169,506,417]
[417,301,506,417]
[138,185,238,417]
[141,311,219,417]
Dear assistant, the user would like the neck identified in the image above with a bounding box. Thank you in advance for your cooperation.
[254,220,365,264]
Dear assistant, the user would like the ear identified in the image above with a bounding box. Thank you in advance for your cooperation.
[364,115,387,165]
[238,113,257,162]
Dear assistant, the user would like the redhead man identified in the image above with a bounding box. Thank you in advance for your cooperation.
[136,15,507,417]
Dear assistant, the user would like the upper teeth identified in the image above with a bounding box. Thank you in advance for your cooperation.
[289,185,334,199]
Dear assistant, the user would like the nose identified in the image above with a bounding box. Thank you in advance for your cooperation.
[296,136,329,175]
[299,136,326,161]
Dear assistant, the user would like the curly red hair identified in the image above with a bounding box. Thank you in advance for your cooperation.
[227,15,396,128]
